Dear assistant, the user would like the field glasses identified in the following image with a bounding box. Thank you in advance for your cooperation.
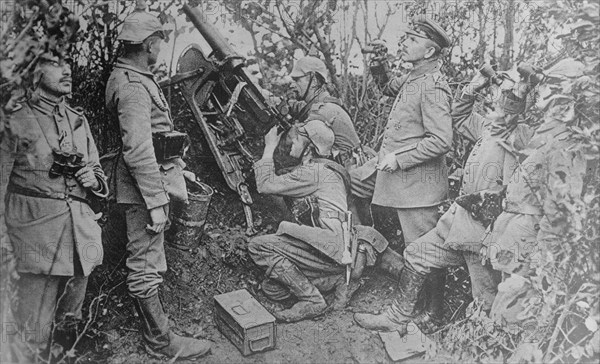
[49,149,85,178]
[361,43,388,57]
[480,62,544,86]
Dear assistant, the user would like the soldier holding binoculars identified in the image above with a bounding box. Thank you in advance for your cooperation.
[1,52,108,360]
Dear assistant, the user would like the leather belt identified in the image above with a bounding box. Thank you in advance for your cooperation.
[502,199,543,215]
[7,184,90,205]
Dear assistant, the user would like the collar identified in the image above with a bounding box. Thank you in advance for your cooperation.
[30,93,67,116]
[313,89,331,103]
[408,59,440,81]
[114,57,155,78]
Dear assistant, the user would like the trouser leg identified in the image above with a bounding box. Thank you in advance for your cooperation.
[53,276,89,351]
[123,204,168,299]
[464,250,501,311]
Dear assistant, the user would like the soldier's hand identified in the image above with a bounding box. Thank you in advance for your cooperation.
[376,152,399,173]
[264,126,283,149]
[147,205,168,235]
[75,166,100,190]
[464,73,490,96]
[182,170,196,182]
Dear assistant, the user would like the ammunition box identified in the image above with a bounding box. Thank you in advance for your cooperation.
[214,289,276,356]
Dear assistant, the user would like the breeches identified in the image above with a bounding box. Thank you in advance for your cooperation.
[404,211,501,310]
[13,273,88,345]
[248,234,345,279]
[123,204,168,299]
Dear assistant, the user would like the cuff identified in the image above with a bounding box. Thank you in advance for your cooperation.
[90,173,109,198]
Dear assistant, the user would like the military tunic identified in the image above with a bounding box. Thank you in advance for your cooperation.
[349,59,452,243]
[249,156,347,274]
[4,96,107,276]
[105,58,187,298]
[484,120,586,323]
[403,94,533,309]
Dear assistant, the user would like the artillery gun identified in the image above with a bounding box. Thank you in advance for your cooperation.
[160,4,292,235]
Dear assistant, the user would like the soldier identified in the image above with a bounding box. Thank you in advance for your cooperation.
[349,15,452,327]
[482,59,587,326]
[104,7,211,359]
[284,56,365,168]
[1,52,107,358]
[354,63,540,333]
[249,121,388,322]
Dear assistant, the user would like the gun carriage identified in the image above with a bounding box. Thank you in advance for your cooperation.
[160,4,291,235]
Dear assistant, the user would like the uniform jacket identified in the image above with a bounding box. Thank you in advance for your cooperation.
[2,97,107,276]
[431,94,533,250]
[105,59,187,209]
[254,157,347,264]
[355,59,453,208]
[305,90,361,153]
[484,120,586,276]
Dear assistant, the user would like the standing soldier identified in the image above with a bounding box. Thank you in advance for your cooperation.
[2,52,107,359]
[105,6,211,360]
[349,15,452,326]
[354,64,539,333]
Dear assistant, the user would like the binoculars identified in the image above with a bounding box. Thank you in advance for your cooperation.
[361,43,388,57]
[49,149,85,178]
[517,63,544,86]
[479,64,504,85]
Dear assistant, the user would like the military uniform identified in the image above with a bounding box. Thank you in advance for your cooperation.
[350,58,453,243]
[105,58,187,298]
[103,7,211,359]
[484,119,586,323]
[403,93,533,309]
[2,95,107,347]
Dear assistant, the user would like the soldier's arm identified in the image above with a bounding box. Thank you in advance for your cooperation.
[82,115,108,197]
[451,93,487,143]
[253,159,318,197]
[0,122,17,263]
[394,78,453,170]
[378,74,409,98]
[116,82,169,209]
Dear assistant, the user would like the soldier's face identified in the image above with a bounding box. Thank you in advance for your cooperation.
[292,74,310,100]
[398,35,435,63]
[37,56,72,97]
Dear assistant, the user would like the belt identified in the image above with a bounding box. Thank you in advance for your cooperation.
[7,184,90,205]
[322,210,348,222]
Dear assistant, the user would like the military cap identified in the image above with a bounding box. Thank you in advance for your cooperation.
[289,56,329,82]
[405,15,451,49]
[297,120,335,156]
[118,8,164,44]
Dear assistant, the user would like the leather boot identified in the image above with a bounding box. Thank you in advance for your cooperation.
[354,267,427,332]
[377,247,405,279]
[133,295,211,360]
[422,268,446,331]
[260,278,292,301]
[312,274,361,310]
[270,262,327,322]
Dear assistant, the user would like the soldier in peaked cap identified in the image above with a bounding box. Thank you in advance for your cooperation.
[350,15,453,333]
[105,5,211,360]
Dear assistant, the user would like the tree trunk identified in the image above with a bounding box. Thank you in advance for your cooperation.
[500,0,515,69]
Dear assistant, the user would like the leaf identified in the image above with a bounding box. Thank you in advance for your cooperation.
[585,316,599,332]
[577,301,591,309]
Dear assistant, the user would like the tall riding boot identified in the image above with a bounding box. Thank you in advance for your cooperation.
[312,274,361,310]
[414,268,446,333]
[133,295,212,360]
[270,262,327,322]
[377,247,405,279]
[354,267,427,332]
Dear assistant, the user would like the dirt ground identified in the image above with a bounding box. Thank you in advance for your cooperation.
[74,145,471,363]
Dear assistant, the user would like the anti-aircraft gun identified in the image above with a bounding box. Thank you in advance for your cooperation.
[160,4,292,235]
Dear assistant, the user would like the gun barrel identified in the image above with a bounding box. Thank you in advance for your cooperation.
[182,4,242,67]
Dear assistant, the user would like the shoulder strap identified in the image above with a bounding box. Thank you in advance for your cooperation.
[313,157,351,196]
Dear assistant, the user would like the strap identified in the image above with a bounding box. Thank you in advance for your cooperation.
[7,184,90,205]
[322,210,348,222]
[312,157,351,196]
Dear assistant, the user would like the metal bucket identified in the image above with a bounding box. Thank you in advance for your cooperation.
[167,178,214,251]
